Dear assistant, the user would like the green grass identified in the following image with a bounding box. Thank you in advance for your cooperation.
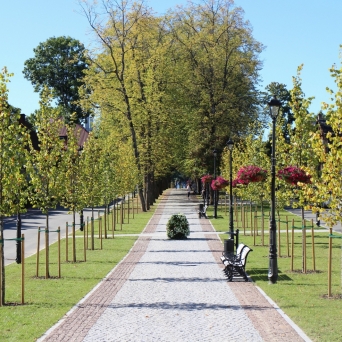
[0,201,157,342]
[207,203,342,342]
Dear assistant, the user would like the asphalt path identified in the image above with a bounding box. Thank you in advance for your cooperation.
[3,207,93,266]
[284,207,342,233]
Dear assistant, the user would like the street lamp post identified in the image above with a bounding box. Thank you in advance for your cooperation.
[223,139,236,257]
[213,149,217,219]
[226,139,234,240]
[268,95,281,284]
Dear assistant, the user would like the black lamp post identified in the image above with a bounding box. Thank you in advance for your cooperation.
[213,149,217,219]
[268,95,281,284]
[226,139,234,239]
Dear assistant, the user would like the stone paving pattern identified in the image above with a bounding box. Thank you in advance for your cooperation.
[39,189,309,342]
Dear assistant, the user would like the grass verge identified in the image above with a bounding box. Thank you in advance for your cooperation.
[206,203,342,342]
[0,201,157,342]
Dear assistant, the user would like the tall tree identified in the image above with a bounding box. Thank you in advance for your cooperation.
[263,82,294,143]
[167,0,263,177]
[80,0,173,211]
[23,36,89,123]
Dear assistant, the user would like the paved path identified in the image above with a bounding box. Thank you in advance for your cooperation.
[38,189,311,342]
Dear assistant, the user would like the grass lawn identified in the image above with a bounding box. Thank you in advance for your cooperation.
[206,202,342,342]
[0,200,157,342]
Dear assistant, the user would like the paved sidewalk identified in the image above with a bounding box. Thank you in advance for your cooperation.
[38,189,311,342]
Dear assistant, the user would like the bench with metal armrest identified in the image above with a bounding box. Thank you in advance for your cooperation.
[220,243,253,282]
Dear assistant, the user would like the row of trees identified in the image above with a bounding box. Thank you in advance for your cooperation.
[76,0,264,210]
[0,68,142,304]
[20,0,264,212]
[220,63,342,230]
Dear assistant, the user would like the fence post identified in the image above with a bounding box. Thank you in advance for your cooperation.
[65,222,68,262]
[21,234,25,305]
[291,219,294,272]
[58,228,61,278]
[45,227,49,279]
[286,216,289,257]
[36,227,40,277]
[311,219,316,271]
[328,227,332,297]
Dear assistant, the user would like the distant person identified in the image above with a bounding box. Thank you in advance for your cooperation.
[187,184,191,198]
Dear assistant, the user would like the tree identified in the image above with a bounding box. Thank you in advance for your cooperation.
[80,0,175,211]
[262,82,294,143]
[23,36,89,123]
[167,0,264,177]
[25,88,68,278]
[0,68,29,304]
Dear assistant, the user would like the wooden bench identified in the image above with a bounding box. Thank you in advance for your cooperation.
[220,243,252,282]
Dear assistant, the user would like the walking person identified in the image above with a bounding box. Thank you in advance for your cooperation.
[187,184,191,199]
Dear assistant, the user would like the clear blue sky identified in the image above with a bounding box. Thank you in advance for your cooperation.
[1,0,341,116]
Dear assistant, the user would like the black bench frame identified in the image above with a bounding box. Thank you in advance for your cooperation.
[220,243,252,282]
[198,204,208,219]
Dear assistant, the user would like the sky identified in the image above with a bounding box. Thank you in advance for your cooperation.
[1,0,342,117]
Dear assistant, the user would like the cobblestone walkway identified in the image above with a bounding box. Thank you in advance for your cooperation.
[39,189,311,342]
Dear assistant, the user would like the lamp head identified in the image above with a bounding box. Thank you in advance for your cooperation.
[268,95,282,119]
[213,149,217,157]
[226,139,234,151]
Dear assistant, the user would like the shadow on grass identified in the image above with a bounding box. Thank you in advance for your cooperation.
[249,268,293,281]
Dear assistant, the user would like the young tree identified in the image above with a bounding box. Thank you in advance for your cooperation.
[59,118,86,262]
[0,68,30,303]
[310,58,342,227]
[23,36,89,123]
[26,89,68,278]
[78,131,104,249]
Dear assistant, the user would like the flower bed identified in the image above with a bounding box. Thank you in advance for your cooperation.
[236,165,268,185]
[277,166,311,185]
[166,214,190,239]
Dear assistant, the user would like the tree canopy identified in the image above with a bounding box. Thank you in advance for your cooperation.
[23,36,89,123]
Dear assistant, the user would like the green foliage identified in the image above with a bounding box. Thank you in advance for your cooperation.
[23,36,89,122]
[210,205,342,342]
[166,213,190,239]
[309,53,342,227]
[0,67,30,304]
[262,82,294,142]
[0,69,29,216]
[25,88,67,214]
[167,0,263,177]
